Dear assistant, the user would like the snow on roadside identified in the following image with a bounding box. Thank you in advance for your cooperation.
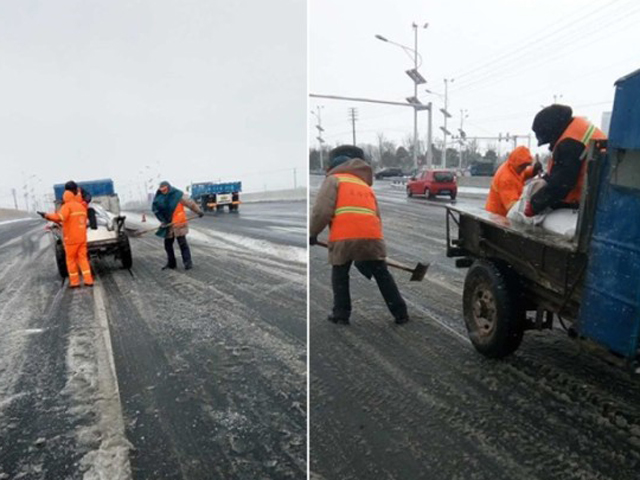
[0,217,36,227]
[124,211,306,265]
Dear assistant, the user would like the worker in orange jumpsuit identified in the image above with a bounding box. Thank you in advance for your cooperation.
[37,190,94,287]
[485,146,541,216]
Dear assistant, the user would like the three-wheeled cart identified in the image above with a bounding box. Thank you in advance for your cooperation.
[446,69,640,368]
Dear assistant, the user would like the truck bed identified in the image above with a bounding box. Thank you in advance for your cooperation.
[447,204,579,253]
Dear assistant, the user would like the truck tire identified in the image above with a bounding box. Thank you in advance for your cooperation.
[406,187,413,198]
[424,187,434,199]
[463,259,525,358]
[55,240,68,278]
[450,192,457,200]
[119,235,133,269]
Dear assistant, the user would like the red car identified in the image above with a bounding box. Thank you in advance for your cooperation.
[406,170,457,200]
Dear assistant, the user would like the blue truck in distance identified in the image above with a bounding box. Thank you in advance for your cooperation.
[190,181,241,212]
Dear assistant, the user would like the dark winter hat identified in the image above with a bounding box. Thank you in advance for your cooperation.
[159,181,171,189]
[64,180,78,194]
[532,104,573,147]
[328,145,365,170]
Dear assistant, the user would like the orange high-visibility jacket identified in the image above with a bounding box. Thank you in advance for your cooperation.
[172,203,188,227]
[486,146,533,216]
[328,173,383,242]
[548,117,606,204]
[45,191,88,246]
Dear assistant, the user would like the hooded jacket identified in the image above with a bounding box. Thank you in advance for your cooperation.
[530,105,599,213]
[45,190,88,246]
[310,158,386,265]
[485,146,533,216]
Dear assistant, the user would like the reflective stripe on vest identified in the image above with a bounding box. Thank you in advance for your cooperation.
[548,117,606,204]
[328,173,383,242]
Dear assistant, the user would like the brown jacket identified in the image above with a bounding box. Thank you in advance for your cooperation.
[310,159,386,265]
[169,195,202,238]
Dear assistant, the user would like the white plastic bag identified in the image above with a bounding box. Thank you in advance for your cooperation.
[507,178,547,225]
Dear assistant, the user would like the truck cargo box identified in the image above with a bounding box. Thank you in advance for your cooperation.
[191,181,242,197]
[54,178,115,200]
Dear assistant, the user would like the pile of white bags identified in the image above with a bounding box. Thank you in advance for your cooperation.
[507,178,578,238]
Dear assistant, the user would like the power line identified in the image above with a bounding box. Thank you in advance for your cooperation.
[453,6,640,94]
[452,0,625,83]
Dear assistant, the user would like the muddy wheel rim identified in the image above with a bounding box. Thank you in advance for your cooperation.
[471,284,497,337]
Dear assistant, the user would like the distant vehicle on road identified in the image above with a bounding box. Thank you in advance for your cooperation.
[407,170,457,200]
[190,181,241,212]
[375,167,404,180]
[50,178,132,277]
[469,162,496,176]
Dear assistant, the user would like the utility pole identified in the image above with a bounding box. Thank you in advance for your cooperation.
[348,107,358,145]
[293,168,297,189]
[458,109,468,169]
[11,188,18,210]
[440,78,454,166]
[311,106,325,170]
[412,23,419,170]
[426,101,433,169]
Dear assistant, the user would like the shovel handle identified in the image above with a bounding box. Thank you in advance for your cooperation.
[314,240,420,274]
[133,214,202,237]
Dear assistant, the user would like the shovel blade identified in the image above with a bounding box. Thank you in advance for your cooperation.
[409,262,429,282]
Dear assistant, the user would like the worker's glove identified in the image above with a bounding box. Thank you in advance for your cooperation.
[160,223,169,228]
[36,211,46,219]
[198,211,204,218]
[524,202,535,218]
[532,161,543,176]
[309,236,318,246]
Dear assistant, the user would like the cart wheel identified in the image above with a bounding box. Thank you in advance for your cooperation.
[216,205,224,212]
[463,260,524,358]
[55,240,68,278]
[119,235,133,269]
[406,187,413,198]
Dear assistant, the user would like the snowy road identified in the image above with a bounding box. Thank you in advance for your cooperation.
[309,177,640,480]
[0,201,306,480]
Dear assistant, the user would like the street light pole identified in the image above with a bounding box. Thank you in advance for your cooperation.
[375,22,428,172]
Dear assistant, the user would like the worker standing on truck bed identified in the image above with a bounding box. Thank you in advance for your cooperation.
[525,104,606,217]
[485,146,540,216]
[152,181,204,271]
[37,191,94,288]
[310,145,409,325]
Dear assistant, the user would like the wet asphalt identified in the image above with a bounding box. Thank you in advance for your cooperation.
[0,201,306,480]
[309,176,640,480]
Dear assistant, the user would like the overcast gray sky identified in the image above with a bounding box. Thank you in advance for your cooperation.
[0,0,306,209]
[310,0,639,160]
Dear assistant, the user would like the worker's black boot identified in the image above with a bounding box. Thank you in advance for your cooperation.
[394,314,410,325]
[184,261,193,270]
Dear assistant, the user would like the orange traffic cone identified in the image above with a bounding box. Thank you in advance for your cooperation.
[142,213,146,222]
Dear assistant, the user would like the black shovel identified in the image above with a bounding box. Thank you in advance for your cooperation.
[315,240,429,282]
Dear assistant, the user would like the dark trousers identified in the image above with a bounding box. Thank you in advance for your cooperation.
[332,260,408,320]
[164,236,192,267]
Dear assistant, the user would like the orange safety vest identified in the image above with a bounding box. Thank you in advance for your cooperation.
[172,202,187,226]
[548,117,606,204]
[328,173,383,242]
